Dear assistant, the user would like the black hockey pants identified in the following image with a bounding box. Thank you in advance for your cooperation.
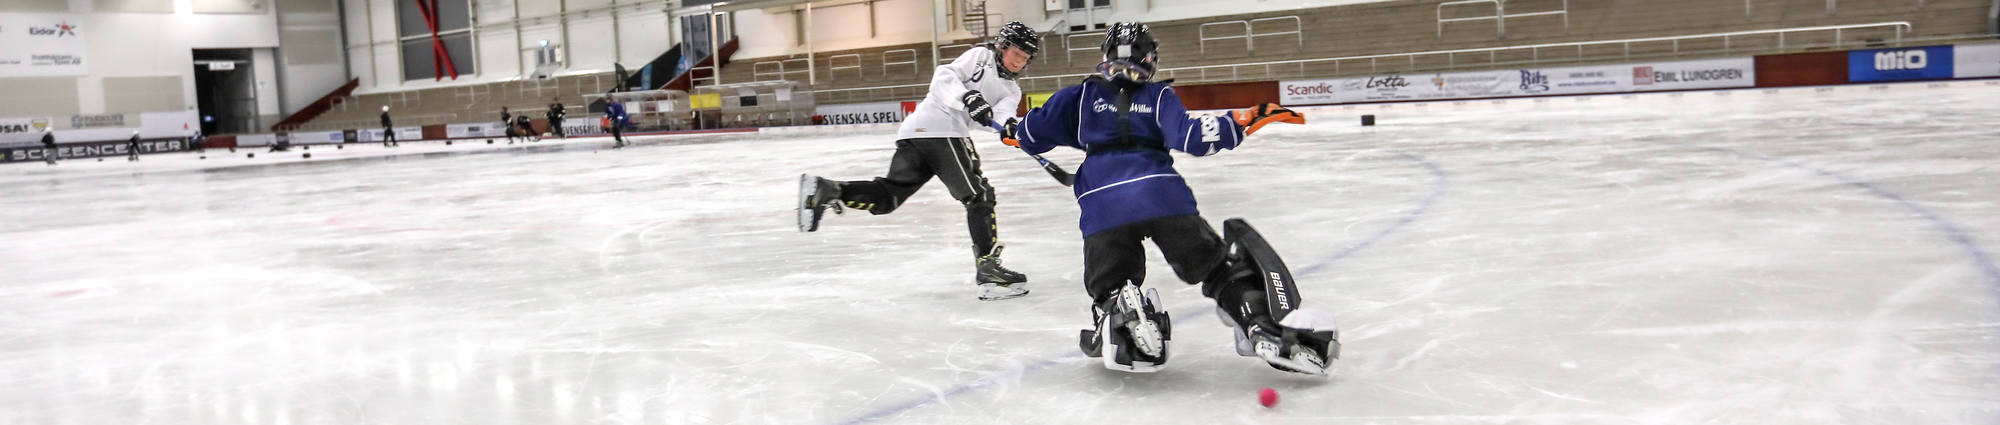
[838,137,998,259]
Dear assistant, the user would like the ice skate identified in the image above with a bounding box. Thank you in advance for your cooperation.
[975,245,1029,300]
[1080,283,1170,372]
[1218,301,1339,376]
[797,174,842,232]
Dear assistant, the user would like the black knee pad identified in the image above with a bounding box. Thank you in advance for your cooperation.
[960,190,995,210]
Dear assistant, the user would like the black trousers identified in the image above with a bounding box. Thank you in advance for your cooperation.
[839,137,998,259]
[1083,215,1230,304]
[382,127,397,146]
[551,118,565,137]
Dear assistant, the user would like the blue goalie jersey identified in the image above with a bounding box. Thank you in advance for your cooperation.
[1014,78,1247,236]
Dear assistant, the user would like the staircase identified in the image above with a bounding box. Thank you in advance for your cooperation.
[270,78,360,132]
[665,37,741,92]
[964,0,991,38]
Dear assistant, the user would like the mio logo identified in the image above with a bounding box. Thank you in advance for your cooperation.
[1874,49,1928,71]
[1268,271,1292,311]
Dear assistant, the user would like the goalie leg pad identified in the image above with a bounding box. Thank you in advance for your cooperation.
[1081,283,1171,373]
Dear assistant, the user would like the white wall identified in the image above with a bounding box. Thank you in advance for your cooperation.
[275,0,349,116]
[343,0,679,95]
[70,8,282,115]
[726,0,1402,62]
[252,48,281,119]
[732,0,938,59]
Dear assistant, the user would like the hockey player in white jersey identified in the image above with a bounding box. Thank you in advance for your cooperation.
[799,21,1040,301]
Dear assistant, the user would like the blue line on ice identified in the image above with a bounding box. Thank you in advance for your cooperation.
[825,151,1452,425]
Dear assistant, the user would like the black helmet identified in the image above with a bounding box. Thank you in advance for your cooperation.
[1097,22,1158,83]
[994,21,1040,80]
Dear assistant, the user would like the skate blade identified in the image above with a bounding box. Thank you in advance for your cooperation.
[977,283,1029,301]
[1099,329,1164,373]
[1119,286,1164,358]
[796,174,819,232]
[1257,348,1330,376]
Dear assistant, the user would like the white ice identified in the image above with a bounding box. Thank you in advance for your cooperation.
[4,80,1999,425]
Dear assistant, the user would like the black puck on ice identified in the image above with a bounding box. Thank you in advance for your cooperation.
[247,153,255,158]
[199,156,206,160]
[486,139,494,144]
[303,153,311,159]
[302,145,310,150]
[337,145,344,149]
[445,140,453,145]
[1361,114,1376,126]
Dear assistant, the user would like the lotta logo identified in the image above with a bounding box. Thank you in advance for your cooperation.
[29,21,78,37]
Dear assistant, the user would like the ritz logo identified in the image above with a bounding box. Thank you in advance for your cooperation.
[29,21,78,37]
[1518,70,1550,92]
[1874,49,1928,71]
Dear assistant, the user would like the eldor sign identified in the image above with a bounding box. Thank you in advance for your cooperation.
[0,14,88,77]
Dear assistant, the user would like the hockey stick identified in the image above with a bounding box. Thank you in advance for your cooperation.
[1024,150,1074,187]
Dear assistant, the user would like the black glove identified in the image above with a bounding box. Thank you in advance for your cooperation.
[999,118,1020,146]
[962,90,994,127]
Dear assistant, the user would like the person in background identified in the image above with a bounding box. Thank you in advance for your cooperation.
[380,106,399,147]
[547,98,567,139]
[41,128,57,166]
[605,92,630,149]
[127,131,141,161]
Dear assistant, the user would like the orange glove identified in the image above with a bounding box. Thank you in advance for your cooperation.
[1231,103,1306,136]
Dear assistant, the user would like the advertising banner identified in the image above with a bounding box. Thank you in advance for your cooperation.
[288,131,344,145]
[446,122,492,138]
[0,116,55,146]
[1,138,187,163]
[0,14,88,77]
[1626,57,1756,91]
[1279,57,1755,105]
[1849,45,1954,82]
[815,101,908,125]
[1954,43,2000,79]
[561,120,604,136]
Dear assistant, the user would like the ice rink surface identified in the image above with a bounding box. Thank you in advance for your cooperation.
[4,81,1999,425]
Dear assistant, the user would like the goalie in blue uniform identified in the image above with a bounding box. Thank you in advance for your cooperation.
[1002,22,1340,375]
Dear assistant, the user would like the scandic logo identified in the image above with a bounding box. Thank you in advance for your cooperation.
[1285,82,1336,96]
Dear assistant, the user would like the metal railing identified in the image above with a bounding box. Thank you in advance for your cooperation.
[752,58,810,82]
[828,54,864,81]
[1065,32,1105,63]
[1199,16,1304,56]
[1148,21,1910,87]
[293,112,462,132]
[1438,0,1568,38]
[938,43,975,64]
[816,22,1919,101]
[883,49,919,76]
[1198,21,1249,57]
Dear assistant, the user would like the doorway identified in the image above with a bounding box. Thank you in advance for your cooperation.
[193,49,256,135]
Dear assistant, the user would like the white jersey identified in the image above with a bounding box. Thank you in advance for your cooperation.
[897,46,1022,140]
